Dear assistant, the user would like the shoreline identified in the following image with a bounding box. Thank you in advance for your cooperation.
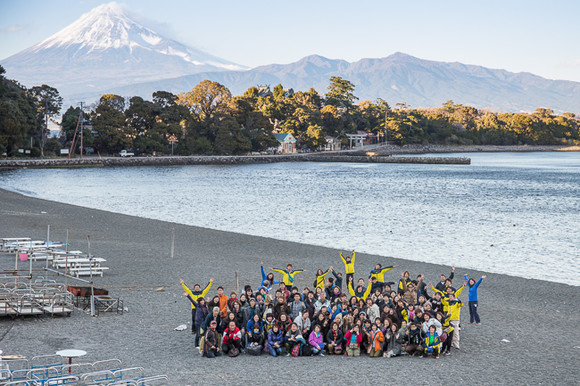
[1,144,578,170]
[0,188,578,384]
[365,144,580,156]
[2,186,576,288]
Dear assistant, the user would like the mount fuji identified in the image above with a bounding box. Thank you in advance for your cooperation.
[1,2,245,98]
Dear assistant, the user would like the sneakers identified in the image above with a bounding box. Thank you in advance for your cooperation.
[445,350,451,356]
[320,353,325,357]
[475,323,481,325]
[383,353,389,358]
[286,353,291,357]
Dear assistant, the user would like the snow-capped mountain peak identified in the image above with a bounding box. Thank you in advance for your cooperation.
[33,3,135,50]
[25,2,242,71]
[1,2,245,101]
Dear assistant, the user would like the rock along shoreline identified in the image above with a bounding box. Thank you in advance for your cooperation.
[0,154,471,169]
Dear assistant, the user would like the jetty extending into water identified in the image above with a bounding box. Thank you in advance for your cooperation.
[0,154,470,169]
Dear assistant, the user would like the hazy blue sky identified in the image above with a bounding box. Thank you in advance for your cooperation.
[1,0,579,81]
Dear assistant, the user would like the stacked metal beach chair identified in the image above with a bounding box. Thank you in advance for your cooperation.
[0,355,168,385]
[0,281,74,318]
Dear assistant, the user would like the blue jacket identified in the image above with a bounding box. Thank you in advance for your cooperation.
[186,295,209,325]
[261,266,280,288]
[267,329,285,349]
[464,275,482,301]
[247,318,264,333]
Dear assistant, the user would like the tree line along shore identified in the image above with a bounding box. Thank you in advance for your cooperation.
[1,64,579,159]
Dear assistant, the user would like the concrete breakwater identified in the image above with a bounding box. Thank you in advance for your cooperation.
[0,154,470,169]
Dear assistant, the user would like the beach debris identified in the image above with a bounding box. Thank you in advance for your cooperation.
[155,287,165,292]
[174,324,187,331]
[501,339,510,343]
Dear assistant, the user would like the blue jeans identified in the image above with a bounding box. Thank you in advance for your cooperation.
[312,342,325,355]
[469,301,480,323]
[269,347,283,357]
[193,323,201,347]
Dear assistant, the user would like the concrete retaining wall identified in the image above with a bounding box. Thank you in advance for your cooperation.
[0,154,470,169]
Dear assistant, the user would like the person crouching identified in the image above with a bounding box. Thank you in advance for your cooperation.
[222,321,242,357]
[203,320,221,358]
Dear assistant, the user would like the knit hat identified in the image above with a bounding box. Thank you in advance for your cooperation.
[213,307,220,313]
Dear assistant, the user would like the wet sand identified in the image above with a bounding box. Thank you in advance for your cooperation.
[0,188,578,385]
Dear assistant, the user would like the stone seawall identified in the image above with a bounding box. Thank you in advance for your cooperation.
[0,154,470,169]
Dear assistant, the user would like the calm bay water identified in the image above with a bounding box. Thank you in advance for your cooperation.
[1,152,578,285]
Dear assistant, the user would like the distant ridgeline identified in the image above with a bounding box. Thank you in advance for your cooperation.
[0,68,578,157]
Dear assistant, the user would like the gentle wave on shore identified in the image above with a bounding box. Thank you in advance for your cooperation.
[1,152,578,285]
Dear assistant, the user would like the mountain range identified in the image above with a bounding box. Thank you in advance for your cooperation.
[2,2,579,114]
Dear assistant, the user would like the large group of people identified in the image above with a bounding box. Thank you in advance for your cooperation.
[179,250,486,359]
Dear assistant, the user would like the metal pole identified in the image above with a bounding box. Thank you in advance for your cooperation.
[170,228,175,259]
[65,230,69,289]
[14,253,18,287]
[88,235,95,317]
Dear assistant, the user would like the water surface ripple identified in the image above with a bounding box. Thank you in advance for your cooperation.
[1,152,578,285]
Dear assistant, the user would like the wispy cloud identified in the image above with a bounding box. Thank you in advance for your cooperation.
[559,59,580,68]
[0,25,25,34]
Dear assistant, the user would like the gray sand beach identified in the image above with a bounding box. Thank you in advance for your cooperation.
[0,188,578,385]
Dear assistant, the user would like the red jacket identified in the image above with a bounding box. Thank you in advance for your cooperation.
[222,326,241,344]
[344,330,363,348]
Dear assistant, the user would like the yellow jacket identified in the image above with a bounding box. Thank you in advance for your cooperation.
[271,268,304,286]
[340,252,355,274]
[181,280,212,310]
[369,266,394,282]
[315,269,331,290]
[431,284,465,299]
[431,284,465,314]
[347,281,372,301]
[441,298,463,321]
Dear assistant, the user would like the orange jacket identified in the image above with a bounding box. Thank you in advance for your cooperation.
[217,294,229,318]
[369,330,385,351]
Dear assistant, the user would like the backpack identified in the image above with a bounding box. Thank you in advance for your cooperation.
[290,344,300,357]
[228,347,240,357]
[301,345,313,356]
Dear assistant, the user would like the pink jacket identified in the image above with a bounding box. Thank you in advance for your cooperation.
[308,331,323,348]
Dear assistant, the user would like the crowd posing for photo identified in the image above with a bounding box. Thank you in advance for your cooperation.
[180,250,486,359]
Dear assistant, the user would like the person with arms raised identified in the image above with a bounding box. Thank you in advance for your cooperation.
[339,249,356,283]
[180,277,213,335]
[464,273,486,325]
[270,263,305,291]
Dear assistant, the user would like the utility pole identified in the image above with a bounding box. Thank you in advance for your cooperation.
[79,102,84,159]
[42,99,48,157]
[384,109,388,146]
